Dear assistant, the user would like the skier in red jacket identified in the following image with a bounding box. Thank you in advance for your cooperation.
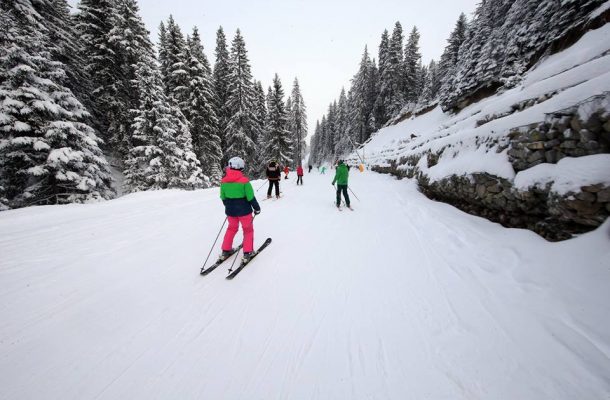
[296,165,304,185]
[283,165,290,179]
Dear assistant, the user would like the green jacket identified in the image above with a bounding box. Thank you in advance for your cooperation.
[332,163,349,185]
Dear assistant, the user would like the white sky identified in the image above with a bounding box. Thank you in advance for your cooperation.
[68,0,479,142]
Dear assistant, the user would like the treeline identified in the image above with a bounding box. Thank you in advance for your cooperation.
[309,0,604,165]
[0,0,306,210]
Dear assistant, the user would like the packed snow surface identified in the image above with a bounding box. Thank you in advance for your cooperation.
[1,171,609,399]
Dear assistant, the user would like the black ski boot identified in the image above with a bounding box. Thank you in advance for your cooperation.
[242,251,256,263]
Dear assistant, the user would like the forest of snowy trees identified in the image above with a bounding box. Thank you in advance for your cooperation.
[309,0,605,166]
[0,0,306,210]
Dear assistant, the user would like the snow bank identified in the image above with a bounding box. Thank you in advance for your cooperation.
[514,154,610,194]
[352,24,610,187]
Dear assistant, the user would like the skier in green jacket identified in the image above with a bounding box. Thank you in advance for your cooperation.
[332,160,350,209]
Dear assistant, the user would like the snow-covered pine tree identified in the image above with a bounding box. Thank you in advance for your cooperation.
[224,29,257,173]
[263,74,292,167]
[418,61,439,107]
[76,0,120,148]
[334,88,352,157]
[317,115,328,163]
[374,29,391,127]
[162,16,190,113]
[158,21,169,77]
[213,27,231,164]
[349,46,375,144]
[0,11,114,208]
[437,13,468,110]
[31,0,94,118]
[252,81,268,175]
[309,120,321,166]
[289,78,308,167]
[404,26,422,103]
[124,56,205,192]
[426,59,440,102]
[108,0,154,157]
[184,29,222,184]
[285,95,294,164]
[325,102,339,161]
[387,22,405,116]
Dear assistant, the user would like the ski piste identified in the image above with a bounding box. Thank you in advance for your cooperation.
[226,238,272,280]
[200,244,242,275]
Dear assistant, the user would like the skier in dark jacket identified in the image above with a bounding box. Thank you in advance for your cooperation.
[308,165,312,173]
[220,157,261,261]
[332,160,350,209]
[265,161,281,198]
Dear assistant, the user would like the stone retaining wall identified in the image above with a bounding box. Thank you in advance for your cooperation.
[372,93,610,241]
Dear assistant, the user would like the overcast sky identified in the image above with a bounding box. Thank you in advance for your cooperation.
[68,0,479,142]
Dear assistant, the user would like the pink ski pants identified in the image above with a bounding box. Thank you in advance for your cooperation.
[221,214,254,253]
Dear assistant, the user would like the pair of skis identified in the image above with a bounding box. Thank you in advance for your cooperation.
[200,238,272,279]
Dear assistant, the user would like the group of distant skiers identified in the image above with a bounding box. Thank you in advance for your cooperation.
[218,156,355,263]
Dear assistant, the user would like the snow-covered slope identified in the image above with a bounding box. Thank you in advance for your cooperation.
[353,24,610,189]
[1,171,609,399]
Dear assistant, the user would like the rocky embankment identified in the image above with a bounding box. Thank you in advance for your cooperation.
[372,94,610,241]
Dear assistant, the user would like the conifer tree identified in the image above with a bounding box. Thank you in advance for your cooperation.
[224,29,257,172]
[264,75,292,166]
[162,16,190,112]
[404,26,422,103]
[334,88,352,157]
[108,0,154,157]
[184,30,222,184]
[252,81,268,175]
[213,27,231,162]
[124,56,205,191]
[0,11,114,208]
[289,78,308,167]
[33,0,93,116]
[76,0,119,147]
[374,29,391,126]
[387,22,405,115]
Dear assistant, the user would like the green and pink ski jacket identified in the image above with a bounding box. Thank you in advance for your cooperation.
[220,169,261,217]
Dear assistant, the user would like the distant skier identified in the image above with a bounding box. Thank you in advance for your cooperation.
[308,165,312,173]
[220,157,261,262]
[283,165,290,179]
[320,166,326,174]
[332,160,350,209]
[265,161,281,199]
[296,165,304,185]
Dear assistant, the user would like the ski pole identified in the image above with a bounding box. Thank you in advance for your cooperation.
[200,216,228,272]
[256,180,266,192]
[348,186,360,201]
[227,247,240,273]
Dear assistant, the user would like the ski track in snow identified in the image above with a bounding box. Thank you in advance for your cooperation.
[1,171,609,399]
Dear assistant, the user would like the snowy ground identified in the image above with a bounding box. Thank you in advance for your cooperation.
[1,171,609,399]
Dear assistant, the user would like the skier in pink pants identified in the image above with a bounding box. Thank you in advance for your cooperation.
[220,157,261,261]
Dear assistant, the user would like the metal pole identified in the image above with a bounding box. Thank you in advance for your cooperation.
[200,216,228,273]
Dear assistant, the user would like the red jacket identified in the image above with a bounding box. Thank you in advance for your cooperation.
[297,166,304,176]
[283,166,290,174]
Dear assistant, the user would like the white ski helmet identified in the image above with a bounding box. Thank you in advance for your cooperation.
[228,156,245,170]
